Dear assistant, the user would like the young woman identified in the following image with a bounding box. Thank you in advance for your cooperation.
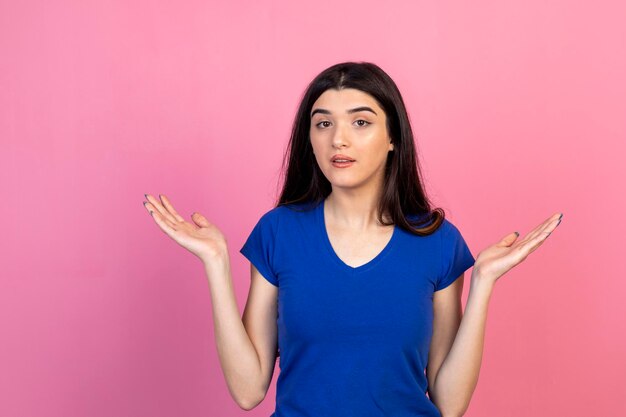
[143,62,562,416]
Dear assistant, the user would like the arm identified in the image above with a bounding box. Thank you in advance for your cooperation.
[142,194,279,410]
[428,214,562,416]
[205,259,279,410]
[427,272,494,417]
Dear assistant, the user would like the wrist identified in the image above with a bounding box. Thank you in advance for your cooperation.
[202,253,230,275]
[470,271,496,293]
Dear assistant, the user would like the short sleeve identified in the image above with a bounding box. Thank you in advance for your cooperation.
[240,211,279,287]
[436,220,475,292]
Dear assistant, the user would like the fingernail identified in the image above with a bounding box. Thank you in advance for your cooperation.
[514,231,519,237]
[150,210,154,216]
[143,201,147,206]
[145,193,148,199]
[559,213,563,220]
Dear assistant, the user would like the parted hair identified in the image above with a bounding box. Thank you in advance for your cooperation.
[274,61,446,236]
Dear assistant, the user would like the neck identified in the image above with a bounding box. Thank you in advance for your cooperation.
[324,186,390,231]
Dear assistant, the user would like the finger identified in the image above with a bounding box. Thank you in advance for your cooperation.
[191,212,211,228]
[518,215,562,254]
[517,212,562,246]
[520,228,553,256]
[143,200,178,230]
[526,212,561,238]
[145,194,177,224]
[159,194,185,223]
[149,206,179,232]
[498,231,519,247]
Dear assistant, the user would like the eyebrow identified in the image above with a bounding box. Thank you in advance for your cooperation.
[310,106,378,118]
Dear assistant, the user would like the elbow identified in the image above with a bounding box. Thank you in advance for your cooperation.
[237,398,257,411]
[439,404,468,417]
[229,374,267,410]
[435,396,467,417]
[441,412,464,417]
[236,391,265,411]
[431,384,470,417]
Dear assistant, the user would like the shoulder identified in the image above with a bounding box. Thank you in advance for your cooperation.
[255,201,318,227]
[439,217,467,239]
[438,217,457,234]
[402,212,456,236]
[433,217,470,252]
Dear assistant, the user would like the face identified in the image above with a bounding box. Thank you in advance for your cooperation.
[309,88,394,193]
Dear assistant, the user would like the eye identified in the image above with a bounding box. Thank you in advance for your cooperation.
[355,119,370,127]
[315,121,331,128]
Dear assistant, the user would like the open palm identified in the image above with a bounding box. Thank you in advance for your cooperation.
[474,212,563,284]
[143,193,227,264]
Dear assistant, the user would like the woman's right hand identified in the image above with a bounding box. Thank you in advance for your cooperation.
[143,193,228,265]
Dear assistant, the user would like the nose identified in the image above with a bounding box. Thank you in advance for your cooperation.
[331,122,349,149]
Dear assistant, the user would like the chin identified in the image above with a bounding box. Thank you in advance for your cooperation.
[329,178,367,190]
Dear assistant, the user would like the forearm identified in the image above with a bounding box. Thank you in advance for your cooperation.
[432,274,494,417]
[204,259,263,410]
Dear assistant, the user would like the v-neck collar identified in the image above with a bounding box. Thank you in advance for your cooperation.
[316,198,398,275]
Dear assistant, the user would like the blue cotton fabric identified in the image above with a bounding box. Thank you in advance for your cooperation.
[239,199,475,417]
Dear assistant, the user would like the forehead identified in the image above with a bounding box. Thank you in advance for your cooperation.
[311,88,382,112]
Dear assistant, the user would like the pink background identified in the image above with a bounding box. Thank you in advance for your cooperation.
[1,0,624,416]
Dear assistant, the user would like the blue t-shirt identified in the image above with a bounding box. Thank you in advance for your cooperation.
[240,199,475,417]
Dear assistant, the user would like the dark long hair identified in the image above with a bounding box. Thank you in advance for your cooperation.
[274,61,445,236]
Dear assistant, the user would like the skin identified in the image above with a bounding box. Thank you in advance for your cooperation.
[309,88,396,266]
[142,87,563,415]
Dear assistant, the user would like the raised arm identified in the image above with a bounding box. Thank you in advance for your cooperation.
[143,193,278,410]
[427,212,563,416]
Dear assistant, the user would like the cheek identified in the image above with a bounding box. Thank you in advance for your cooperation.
[310,140,321,157]
[309,134,331,161]
[309,141,327,167]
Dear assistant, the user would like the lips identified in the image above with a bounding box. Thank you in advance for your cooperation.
[331,154,356,162]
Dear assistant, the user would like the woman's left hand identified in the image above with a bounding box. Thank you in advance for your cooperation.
[473,212,563,285]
